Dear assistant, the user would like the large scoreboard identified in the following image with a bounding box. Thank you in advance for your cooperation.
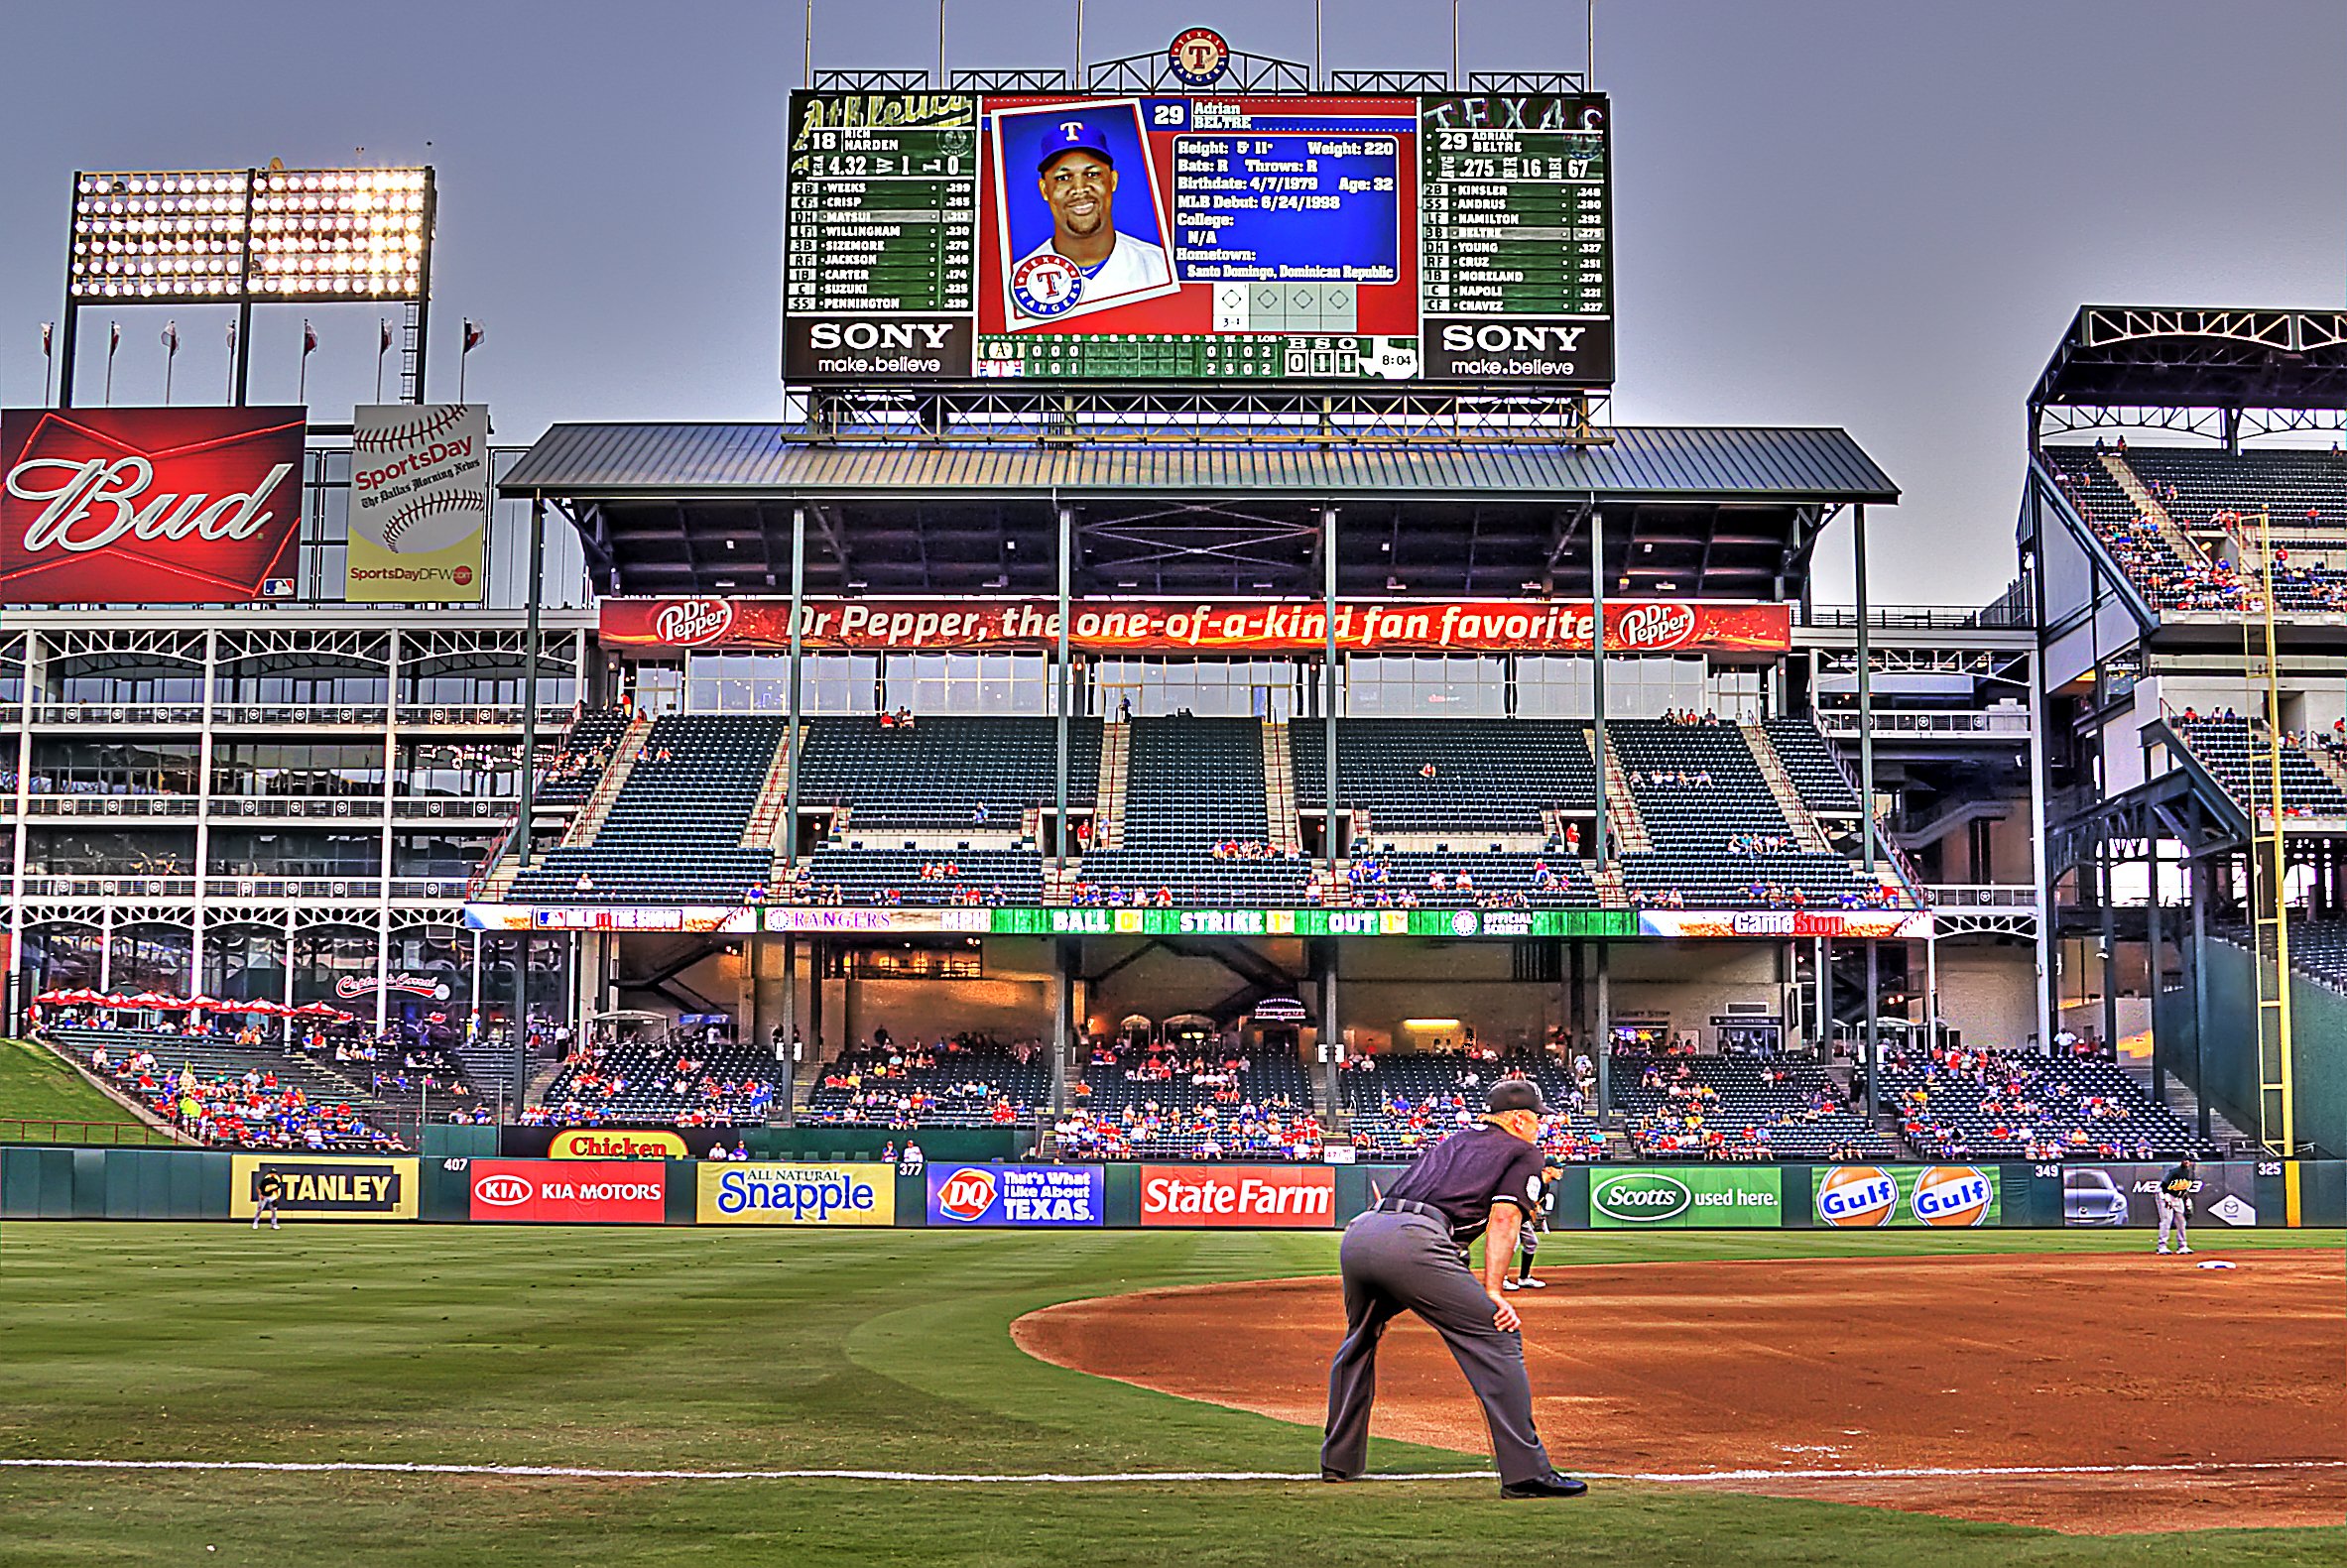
[783,88,1612,386]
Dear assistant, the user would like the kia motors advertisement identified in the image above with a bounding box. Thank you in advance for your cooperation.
[598,596,1791,657]
[2061,1161,2259,1228]
[1814,1164,2001,1228]
[465,1159,668,1224]
[1139,1164,1334,1228]
[1588,1166,1783,1229]
[0,406,306,603]
[927,1163,1104,1227]
[696,1162,897,1226]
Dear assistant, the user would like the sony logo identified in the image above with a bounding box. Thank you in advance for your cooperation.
[1438,323,1587,354]
[805,321,957,351]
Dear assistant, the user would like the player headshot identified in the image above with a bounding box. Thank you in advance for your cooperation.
[996,104,1175,326]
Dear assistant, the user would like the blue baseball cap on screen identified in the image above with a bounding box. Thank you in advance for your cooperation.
[1037,118,1116,173]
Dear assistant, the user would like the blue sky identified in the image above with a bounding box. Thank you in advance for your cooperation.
[2,0,2341,604]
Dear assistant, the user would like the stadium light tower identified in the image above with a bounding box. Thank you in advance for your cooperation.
[59,165,436,407]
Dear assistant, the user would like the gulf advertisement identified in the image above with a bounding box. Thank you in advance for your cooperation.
[1139,1164,1334,1227]
[927,1163,1104,1227]
[1588,1166,1783,1229]
[231,1153,418,1221]
[600,596,1791,657]
[2060,1161,2258,1228]
[1,406,306,603]
[1813,1164,2001,1228]
[467,1158,667,1223]
[697,1162,897,1226]
[346,404,489,603]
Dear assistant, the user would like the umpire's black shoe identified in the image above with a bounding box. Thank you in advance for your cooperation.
[1320,1469,1360,1484]
[1501,1471,1589,1500]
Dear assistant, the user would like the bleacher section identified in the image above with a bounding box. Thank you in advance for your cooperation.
[798,716,1100,832]
[534,706,632,808]
[1340,1051,1607,1161]
[1611,719,1888,908]
[1341,851,1601,907]
[2279,919,2347,990]
[46,1026,402,1148]
[509,715,787,904]
[533,1034,780,1125]
[1875,1047,2216,1160]
[1062,1044,1319,1157]
[803,1039,1050,1127]
[1762,717,1863,813]
[1612,1050,1898,1160]
[1070,717,1307,905]
[2041,445,2239,611]
[794,849,1044,906]
[2173,717,2347,817]
[1290,718,1597,837]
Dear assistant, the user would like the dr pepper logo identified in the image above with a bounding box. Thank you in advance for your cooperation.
[1612,603,1697,651]
[0,407,307,604]
[934,1167,998,1222]
[654,597,737,646]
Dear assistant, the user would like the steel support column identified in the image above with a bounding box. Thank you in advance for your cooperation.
[2190,860,2212,1142]
[1589,504,1610,867]
[2146,833,2165,1105]
[1594,941,1612,1126]
[2099,828,2118,1055]
[1054,502,1072,883]
[1853,504,1876,873]
[1864,938,1879,1089]
[1319,937,1339,1122]
[1322,505,1339,884]
[1050,936,1070,1116]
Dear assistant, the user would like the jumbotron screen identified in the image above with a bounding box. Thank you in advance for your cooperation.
[782,88,1612,386]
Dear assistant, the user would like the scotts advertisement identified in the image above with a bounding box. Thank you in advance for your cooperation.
[600,597,1792,656]
[927,1163,1105,1226]
[466,1158,668,1223]
[1,407,306,603]
[1588,1166,1783,1229]
[346,404,489,604]
[696,1162,897,1226]
[1814,1164,2001,1228]
[1140,1164,1334,1227]
[231,1154,418,1220]
[2061,1161,2259,1229]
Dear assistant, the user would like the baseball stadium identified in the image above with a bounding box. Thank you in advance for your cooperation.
[2,8,2343,1566]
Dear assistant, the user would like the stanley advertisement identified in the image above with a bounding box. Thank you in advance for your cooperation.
[231,1154,419,1220]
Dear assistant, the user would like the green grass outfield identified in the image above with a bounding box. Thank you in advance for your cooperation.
[0,1224,2339,1567]
[0,1036,161,1142]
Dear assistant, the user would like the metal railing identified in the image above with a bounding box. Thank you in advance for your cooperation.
[26,702,566,730]
[1805,602,2036,631]
[0,1117,181,1146]
[397,703,571,729]
[1814,709,2032,738]
[19,794,200,817]
[1922,884,2040,908]
[18,874,464,902]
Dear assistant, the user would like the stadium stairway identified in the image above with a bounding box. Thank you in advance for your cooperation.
[1262,720,1303,855]
[1593,729,1655,852]
[2102,452,2205,564]
[2118,1058,2254,1150]
[744,724,805,854]
[1094,720,1130,850]
[1744,725,1839,853]
[560,714,652,848]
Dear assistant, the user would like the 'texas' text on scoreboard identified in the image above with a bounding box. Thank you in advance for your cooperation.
[783,89,1612,386]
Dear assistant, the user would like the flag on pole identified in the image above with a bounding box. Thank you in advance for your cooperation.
[227,319,238,353]
[161,320,180,356]
[108,321,121,356]
[40,322,53,358]
[380,318,394,355]
[303,320,318,357]
[462,319,484,354]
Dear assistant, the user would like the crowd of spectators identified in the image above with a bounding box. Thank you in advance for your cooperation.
[1882,1043,2185,1160]
[81,1043,402,1149]
[530,1038,776,1128]
[807,1034,1038,1129]
[1052,1101,1323,1160]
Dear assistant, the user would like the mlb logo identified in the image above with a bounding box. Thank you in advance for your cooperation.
[261,577,295,598]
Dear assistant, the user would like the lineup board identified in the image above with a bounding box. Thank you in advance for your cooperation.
[782,90,1612,386]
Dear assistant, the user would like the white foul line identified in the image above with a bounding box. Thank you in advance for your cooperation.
[2,1458,2343,1486]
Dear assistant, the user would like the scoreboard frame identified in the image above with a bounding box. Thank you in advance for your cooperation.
[782,87,1614,390]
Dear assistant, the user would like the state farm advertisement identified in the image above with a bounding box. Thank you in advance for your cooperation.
[347,404,489,604]
[465,1158,668,1224]
[1140,1164,1335,1228]
[0,407,306,603]
[600,596,1791,657]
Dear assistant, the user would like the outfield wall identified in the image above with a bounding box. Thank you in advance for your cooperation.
[3,1147,2335,1230]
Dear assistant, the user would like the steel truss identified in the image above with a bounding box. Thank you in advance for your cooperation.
[1932,910,2038,940]
[1086,49,1307,94]
[797,386,1611,445]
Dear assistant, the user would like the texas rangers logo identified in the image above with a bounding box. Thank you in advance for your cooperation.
[1011,252,1086,318]
[1168,27,1231,87]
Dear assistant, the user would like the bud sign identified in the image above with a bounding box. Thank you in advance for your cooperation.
[1,407,306,603]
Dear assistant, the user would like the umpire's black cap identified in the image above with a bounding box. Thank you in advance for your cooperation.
[1486,1079,1548,1117]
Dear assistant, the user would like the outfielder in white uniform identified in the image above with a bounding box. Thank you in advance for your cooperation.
[2154,1155,2195,1255]
[1009,117,1172,322]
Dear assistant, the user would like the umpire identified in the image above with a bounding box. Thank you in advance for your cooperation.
[1321,1079,1585,1498]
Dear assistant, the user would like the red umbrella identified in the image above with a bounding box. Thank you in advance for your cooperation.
[35,989,69,1004]
[187,995,224,1011]
[235,999,282,1015]
[332,1010,357,1023]
[100,994,134,1010]
[130,991,179,1009]
[293,1001,338,1018]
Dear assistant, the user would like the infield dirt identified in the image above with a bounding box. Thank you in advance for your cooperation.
[1014,1249,2347,1533]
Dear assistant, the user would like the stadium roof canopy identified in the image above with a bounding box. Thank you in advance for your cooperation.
[501,423,1897,601]
[2031,305,2347,412]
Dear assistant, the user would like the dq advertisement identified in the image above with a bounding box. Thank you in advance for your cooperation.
[1814,1164,2001,1228]
[697,1162,897,1226]
[1139,1164,1334,1227]
[1,406,306,603]
[927,1163,1105,1227]
[467,1158,667,1223]
[2061,1161,2258,1228]
[600,597,1791,657]
[1588,1166,1783,1229]
[346,404,489,603]
[231,1154,417,1221]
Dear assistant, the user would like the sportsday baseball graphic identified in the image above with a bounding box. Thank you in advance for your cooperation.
[347,404,490,602]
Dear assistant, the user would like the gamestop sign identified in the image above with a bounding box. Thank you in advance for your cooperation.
[1140,1165,1334,1228]
[1,407,306,603]
[466,1158,668,1223]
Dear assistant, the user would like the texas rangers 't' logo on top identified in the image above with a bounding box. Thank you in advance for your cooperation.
[1011,252,1085,318]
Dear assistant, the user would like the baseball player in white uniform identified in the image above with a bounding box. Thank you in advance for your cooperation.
[1009,117,1172,321]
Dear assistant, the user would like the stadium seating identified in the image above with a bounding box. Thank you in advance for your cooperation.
[1290,718,1598,836]
[1062,1043,1320,1157]
[1339,1050,1607,1162]
[533,706,632,808]
[2274,918,2347,990]
[1762,717,1863,813]
[803,1037,1050,1128]
[1069,717,1309,905]
[1611,1049,1898,1160]
[48,1026,404,1148]
[791,848,1045,906]
[1340,851,1601,908]
[798,716,1101,832]
[509,715,787,905]
[1873,1046,2215,1161]
[2172,717,2347,817]
[533,1034,781,1125]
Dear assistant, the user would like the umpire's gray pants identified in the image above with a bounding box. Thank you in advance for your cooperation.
[1321,1209,1555,1485]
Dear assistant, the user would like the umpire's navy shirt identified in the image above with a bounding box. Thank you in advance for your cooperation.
[1384,1123,1547,1245]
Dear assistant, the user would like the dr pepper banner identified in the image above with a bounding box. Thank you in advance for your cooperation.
[600,596,1792,657]
[1,407,306,603]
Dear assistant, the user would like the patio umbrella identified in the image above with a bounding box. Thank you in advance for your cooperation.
[293,1001,338,1018]
[100,994,134,1010]
[186,995,224,1011]
[129,991,179,1009]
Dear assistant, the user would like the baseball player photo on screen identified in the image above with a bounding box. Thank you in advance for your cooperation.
[990,99,1178,328]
